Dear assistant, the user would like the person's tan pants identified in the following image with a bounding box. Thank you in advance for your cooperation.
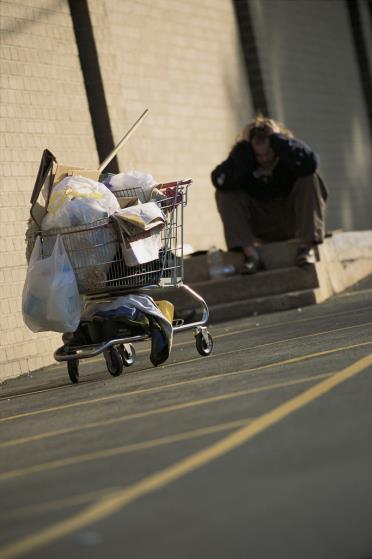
[215,174,327,249]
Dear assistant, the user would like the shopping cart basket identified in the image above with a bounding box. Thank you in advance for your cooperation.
[33,179,213,383]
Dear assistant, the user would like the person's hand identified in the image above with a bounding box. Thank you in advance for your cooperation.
[261,120,280,136]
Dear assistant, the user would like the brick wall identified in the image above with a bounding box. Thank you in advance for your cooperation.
[87,0,252,246]
[0,0,101,380]
[0,0,249,380]
[250,0,372,231]
[1,0,371,380]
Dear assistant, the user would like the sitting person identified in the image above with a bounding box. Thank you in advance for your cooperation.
[211,116,328,273]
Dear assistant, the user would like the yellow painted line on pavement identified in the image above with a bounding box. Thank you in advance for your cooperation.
[1,307,369,403]
[0,418,252,482]
[0,354,370,559]
[1,320,370,405]
[176,306,372,343]
[5,488,122,520]
[208,316,372,342]
[164,321,372,368]
[0,339,371,424]
[0,373,331,450]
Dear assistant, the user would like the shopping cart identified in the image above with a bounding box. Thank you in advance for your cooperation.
[34,179,213,383]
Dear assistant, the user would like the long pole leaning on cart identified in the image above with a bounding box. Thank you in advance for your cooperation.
[98,108,149,173]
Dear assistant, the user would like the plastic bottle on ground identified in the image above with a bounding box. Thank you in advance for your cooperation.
[207,247,235,279]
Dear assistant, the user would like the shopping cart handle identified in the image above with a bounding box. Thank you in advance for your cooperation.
[157,179,192,190]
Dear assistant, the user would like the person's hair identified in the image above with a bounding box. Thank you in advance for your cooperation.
[237,115,294,143]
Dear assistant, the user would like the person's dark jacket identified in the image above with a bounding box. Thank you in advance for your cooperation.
[211,133,320,199]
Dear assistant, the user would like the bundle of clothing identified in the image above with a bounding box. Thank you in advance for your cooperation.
[81,294,174,366]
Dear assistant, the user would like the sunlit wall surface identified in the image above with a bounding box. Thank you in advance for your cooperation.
[249,0,372,231]
[0,0,370,378]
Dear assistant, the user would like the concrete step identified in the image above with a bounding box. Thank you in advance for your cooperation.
[183,240,306,283]
[259,239,304,269]
[168,232,372,324]
[155,286,320,324]
[151,268,320,324]
[208,288,319,323]
[186,265,319,305]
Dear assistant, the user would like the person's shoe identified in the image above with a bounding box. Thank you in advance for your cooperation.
[242,255,262,274]
[295,246,316,267]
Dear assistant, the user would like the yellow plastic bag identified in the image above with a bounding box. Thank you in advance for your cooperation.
[155,300,174,324]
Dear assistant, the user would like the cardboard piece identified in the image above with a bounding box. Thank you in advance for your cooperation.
[29,109,149,226]
[116,196,139,209]
[52,164,100,186]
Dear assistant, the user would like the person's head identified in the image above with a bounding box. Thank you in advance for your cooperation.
[251,138,275,169]
[238,115,294,169]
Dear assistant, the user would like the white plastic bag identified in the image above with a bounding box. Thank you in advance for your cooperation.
[22,235,81,333]
[108,170,157,202]
[41,175,120,230]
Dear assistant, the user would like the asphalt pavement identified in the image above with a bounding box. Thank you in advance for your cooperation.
[0,275,372,559]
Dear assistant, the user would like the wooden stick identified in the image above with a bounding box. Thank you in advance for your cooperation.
[98,108,149,172]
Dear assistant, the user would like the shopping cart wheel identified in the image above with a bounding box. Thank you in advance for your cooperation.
[67,359,79,384]
[119,344,136,367]
[195,330,213,356]
[104,347,124,377]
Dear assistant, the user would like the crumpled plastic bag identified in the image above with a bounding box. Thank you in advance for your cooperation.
[41,175,120,230]
[22,235,81,333]
[106,170,158,202]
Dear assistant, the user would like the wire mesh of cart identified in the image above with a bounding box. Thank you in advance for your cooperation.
[37,179,213,383]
